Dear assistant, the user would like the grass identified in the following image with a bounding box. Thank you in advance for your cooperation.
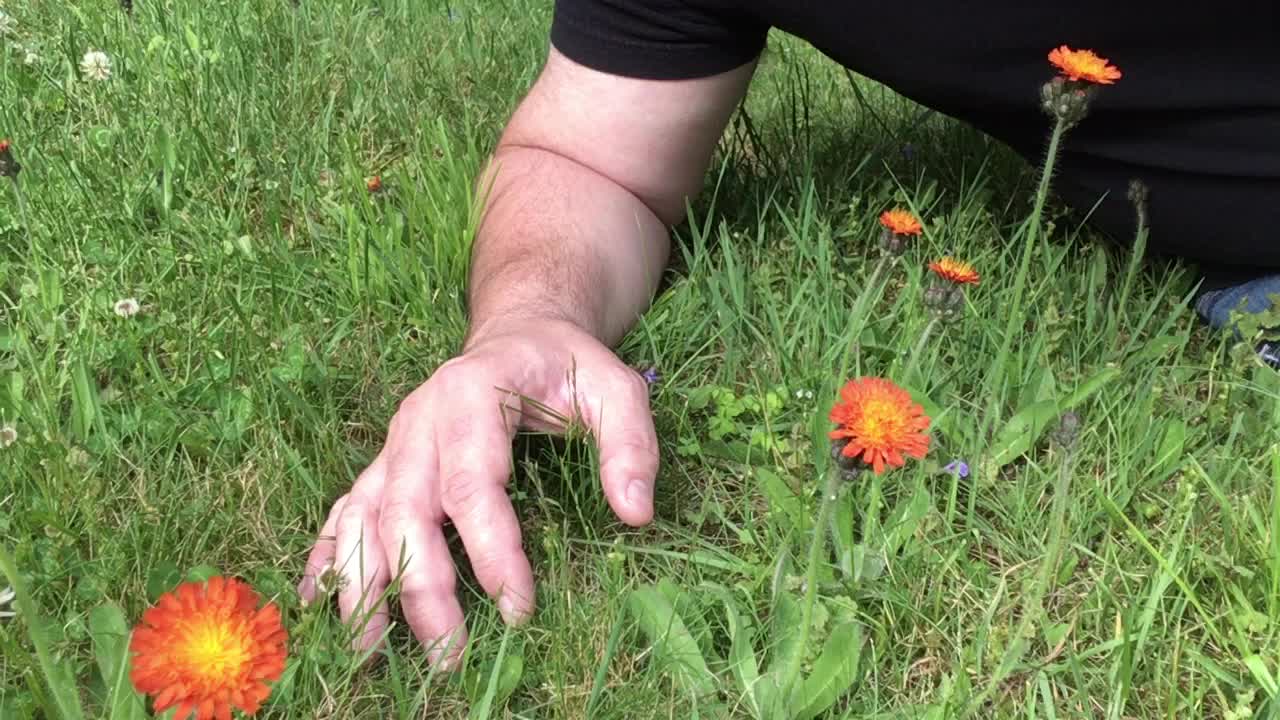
[3,0,1280,717]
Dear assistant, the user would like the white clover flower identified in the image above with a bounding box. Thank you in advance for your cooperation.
[0,11,16,37]
[0,424,15,449]
[0,586,14,619]
[113,297,140,318]
[79,50,113,81]
[22,47,40,66]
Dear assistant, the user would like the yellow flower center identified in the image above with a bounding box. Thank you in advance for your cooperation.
[178,616,252,687]
[1070,55,1107,76]
[855,398,905,447]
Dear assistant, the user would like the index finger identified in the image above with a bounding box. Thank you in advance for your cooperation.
[436,385,535,625]
[378,432,469,668]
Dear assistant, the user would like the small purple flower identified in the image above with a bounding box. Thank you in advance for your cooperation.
[640,366,661,386]
[943,460,969,478]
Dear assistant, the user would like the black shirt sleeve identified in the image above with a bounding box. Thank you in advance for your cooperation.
[550,0,768,80]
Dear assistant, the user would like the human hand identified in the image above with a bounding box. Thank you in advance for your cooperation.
[297,318,659,666]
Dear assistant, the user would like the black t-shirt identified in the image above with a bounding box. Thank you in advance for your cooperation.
[550,0,1280,281]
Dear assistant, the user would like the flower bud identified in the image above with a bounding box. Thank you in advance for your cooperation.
[1050,411,1081,449]
[879,227,909,257]
[1040,79,1095,129]
[923,282,966,320]
[830,438,862,481]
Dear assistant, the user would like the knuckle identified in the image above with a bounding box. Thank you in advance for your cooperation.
[390,401,420,435]
[431,357,481,390]
[336,498,378,537]
[602,429,659,470]
[400,569,456,598]
[440,472,484,517]
[392,376,446,430]
[376,499,416,538]
[438,413,474,447]
[612,365,650,397]
[469,555,511,591]
[338,494,368,519]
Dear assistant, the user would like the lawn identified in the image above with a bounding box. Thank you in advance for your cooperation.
[2,1,1280,718]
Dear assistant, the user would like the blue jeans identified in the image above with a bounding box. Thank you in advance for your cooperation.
[1195,274,1280,369]
[1195,274,1280,331]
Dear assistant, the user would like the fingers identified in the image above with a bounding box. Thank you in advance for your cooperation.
[298,494,349,605]
[334,459,392,652]
[436,386,535,625]
[587,369,660,526]
[378,441,468,668]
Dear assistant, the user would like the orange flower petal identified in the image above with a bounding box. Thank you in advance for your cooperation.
[828,377,932,475]
[928,257,981,286]
[1048,45,1122,85]
[879,208,923,236]
[130,578,287,718]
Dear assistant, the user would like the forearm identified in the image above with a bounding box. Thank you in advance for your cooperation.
[465,144,671,348]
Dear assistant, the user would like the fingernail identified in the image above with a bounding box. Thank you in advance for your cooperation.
[428,628,467,671]
[626,478,652,509]
[498,592,530,626]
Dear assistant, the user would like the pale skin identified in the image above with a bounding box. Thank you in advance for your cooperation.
[298,48,758,664]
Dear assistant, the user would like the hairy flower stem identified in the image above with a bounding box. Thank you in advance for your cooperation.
[836,254,894,380]
[1110,184,1151,342]
[992,117,1065,399]
[781,465,844,701]
[962,118,1067,524]
[902,315,941,384]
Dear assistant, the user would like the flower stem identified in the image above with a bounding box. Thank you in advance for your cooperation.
[902,315,941,384]
[966,118,1067,523]
[781,465,843,700]
[835,253,894,381]
[994,118,1065,393]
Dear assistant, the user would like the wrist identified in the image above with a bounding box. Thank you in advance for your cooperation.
[462,311,584,353]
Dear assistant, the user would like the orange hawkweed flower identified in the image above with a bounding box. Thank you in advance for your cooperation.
[1048,46,1121,85]
[828,377,931,475]
[928,257,980,286]
[879,208,923,236]
[0,139,10,153]
[130,577,287,720]
[365,175,383,193]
